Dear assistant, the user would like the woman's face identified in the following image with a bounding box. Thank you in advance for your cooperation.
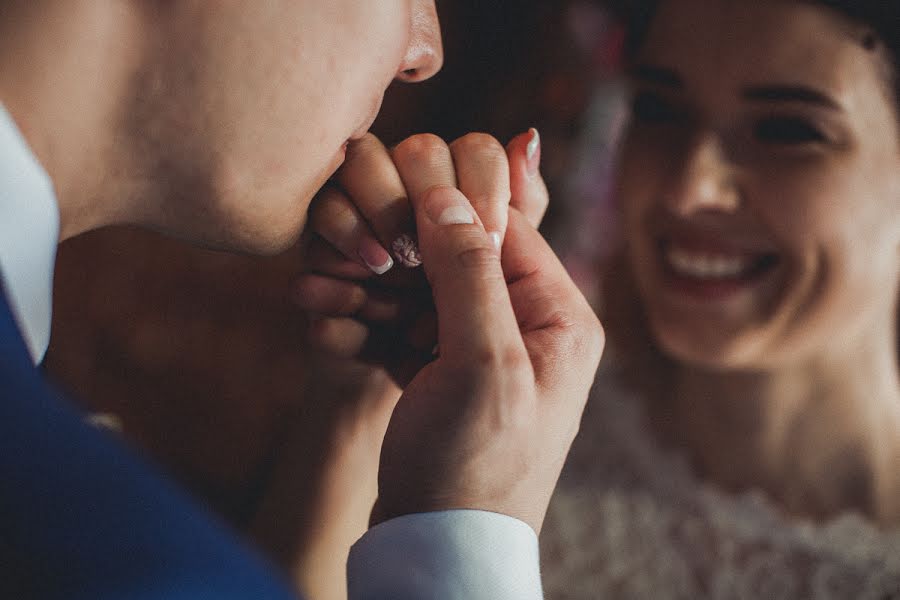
[617,0,900,369]
[134,0,442,254]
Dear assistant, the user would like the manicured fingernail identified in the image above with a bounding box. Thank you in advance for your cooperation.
[358,237,394,275]
[425,186,475,225]
[489,231,502,251]
[438,206,475,225]
[526,128,541,177]
[392,233,423,268]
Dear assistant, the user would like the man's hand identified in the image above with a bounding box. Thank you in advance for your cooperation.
[293,132,602,533]
[375,183,603,533]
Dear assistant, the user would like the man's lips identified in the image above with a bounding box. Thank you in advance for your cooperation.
[348,98,383,142]
[349,126,372,142]
[329,105,379,176]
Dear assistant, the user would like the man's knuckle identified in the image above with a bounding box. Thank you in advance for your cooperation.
[455,244,500,270]
[563,313,607,364]
[474,343,531,375]
[501,345,532,374]
[587,316,607,361]
[466,191,509,209]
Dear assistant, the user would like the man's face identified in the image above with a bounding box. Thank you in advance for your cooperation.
[130,0,442,254]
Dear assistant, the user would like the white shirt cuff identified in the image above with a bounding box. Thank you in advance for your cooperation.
[347,510,544,600]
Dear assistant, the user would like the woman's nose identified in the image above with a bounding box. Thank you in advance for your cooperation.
[663,133,740,216]
[395,0,444,83]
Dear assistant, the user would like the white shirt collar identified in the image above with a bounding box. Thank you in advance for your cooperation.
[0,103,60,364]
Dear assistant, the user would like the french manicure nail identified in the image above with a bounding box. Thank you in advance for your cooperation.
[438,206,475,225]
[526,127,541,177]
[358,238,394,275]
[489,231,502,251]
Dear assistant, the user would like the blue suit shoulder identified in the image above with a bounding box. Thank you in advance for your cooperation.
[0,289,299,600]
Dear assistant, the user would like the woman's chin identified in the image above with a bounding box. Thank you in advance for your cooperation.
[649,319,768,372]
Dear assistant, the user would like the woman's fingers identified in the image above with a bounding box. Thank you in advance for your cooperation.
[307,316,436,386]
[309,185,395,275]
[336,135,420,268]
[303,237,373,280]
[299,129,546,368]
[292,274,409,322]
[449,133,511,250]
[506,128,549,229]
[307,317,370,359]
[308,130,543,282]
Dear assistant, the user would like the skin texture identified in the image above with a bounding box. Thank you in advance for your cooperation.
[0,0,443,252]
[294,132,591,530]
[297,129,550,363]
[0,4,437,597]
[615,0,900,522]
[0,1,606,597]
[620,0,900,369]
[265,131,554,599]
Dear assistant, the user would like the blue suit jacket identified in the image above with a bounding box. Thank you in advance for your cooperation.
[0,287,299,599]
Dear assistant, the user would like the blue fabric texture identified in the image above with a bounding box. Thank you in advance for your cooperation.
[0,285,299,599]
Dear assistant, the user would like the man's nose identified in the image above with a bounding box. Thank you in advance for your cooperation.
[663,133,740,216]
[395,0,444,83]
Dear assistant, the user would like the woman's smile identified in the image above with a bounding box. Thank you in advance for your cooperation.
[655,234,782,303]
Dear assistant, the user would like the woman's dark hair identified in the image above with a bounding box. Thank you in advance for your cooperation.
[604,0,899,109]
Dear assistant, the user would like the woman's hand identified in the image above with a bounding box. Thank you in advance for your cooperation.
[294,130,548,381]
[249,360,401,600]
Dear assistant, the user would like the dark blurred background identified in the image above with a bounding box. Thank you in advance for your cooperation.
[43,0,623,524]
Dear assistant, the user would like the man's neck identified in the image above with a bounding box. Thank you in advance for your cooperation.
[0,1,146,241]
[651,317,900,524]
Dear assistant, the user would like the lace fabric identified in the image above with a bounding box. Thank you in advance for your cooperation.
[540,367,900,600]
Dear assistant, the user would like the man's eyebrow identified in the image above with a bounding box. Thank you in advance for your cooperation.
[629,64,683,88]
[742,85,843,110]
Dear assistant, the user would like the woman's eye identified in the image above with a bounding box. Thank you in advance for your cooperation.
[754,117,827,145]
[630,92,682,124]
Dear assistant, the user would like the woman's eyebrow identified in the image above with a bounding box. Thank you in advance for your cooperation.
[742,85,843,111]
[629,64,683,88]
[629,65,844,113]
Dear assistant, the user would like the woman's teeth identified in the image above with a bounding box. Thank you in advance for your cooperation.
[665,246,753,279]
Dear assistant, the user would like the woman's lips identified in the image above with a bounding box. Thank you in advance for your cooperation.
[657,238,781,301]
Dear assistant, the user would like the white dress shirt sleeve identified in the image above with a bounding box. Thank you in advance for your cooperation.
[347,510,544,600]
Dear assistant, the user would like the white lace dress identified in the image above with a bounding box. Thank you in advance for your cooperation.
[540,365,900,600]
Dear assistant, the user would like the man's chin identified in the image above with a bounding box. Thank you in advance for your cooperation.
[171,212,308,258]
[237,215,308,257]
